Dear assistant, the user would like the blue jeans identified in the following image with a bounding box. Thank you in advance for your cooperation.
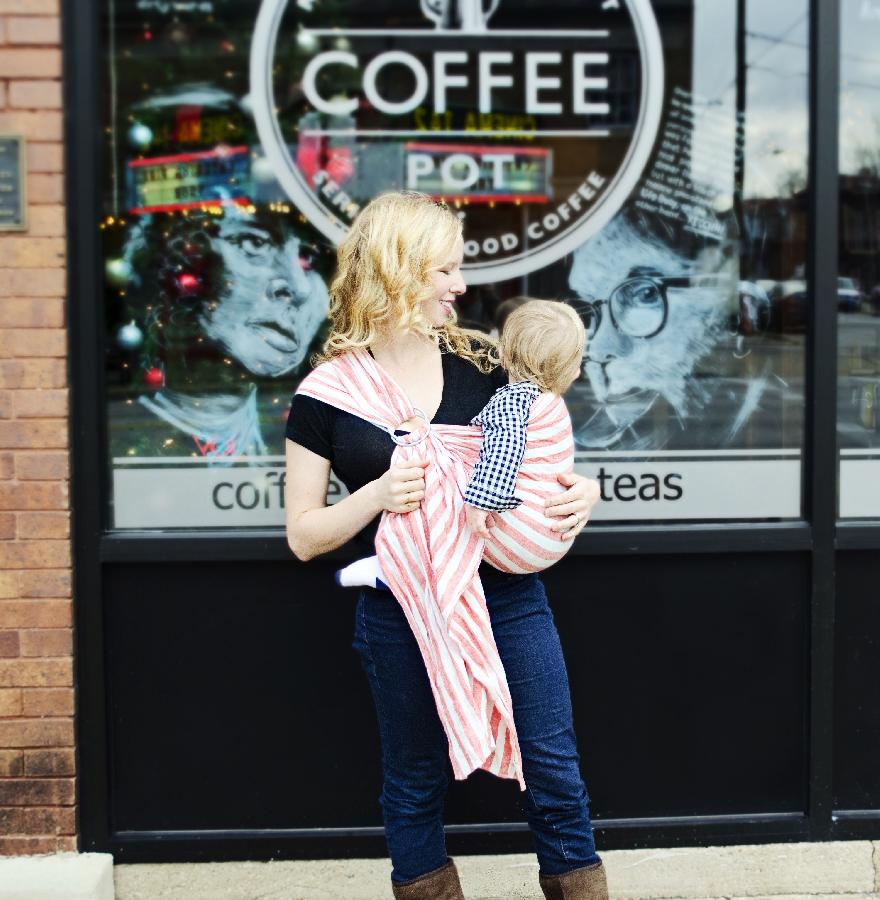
[352,571,600,884]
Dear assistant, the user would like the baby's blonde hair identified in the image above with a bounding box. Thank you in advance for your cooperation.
[311,191,499,372]
[500,300,586,394]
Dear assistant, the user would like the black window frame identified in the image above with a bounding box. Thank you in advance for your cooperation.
[65,0,880,860]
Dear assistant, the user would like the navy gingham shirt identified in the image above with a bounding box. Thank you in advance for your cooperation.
[463,380,542,511]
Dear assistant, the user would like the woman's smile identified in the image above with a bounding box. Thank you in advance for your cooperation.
[426,237,466,325]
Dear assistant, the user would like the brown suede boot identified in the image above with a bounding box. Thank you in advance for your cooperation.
[538,859,608,900]
[390,857,465,900]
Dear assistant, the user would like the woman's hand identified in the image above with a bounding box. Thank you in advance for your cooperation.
[545,471,601,541]
[372,455,428,514]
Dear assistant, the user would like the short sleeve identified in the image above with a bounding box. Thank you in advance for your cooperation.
[285,392,335,461]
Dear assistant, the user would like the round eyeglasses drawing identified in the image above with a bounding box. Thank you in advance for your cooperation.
[566,218,772,451]
[577,271,672,342]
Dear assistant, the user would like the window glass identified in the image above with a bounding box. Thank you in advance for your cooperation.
[102,0,808,529]
[838,0,880,518]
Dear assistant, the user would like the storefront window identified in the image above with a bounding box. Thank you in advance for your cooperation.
[838,0,880,519]
[101,0,808,529]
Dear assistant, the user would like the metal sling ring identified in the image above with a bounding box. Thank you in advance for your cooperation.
[387,406,431,447]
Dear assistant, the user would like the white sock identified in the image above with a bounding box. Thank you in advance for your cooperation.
[335,555,388,589]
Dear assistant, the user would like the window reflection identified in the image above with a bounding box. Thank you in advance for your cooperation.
[563,0,807,455]
[102,0,810,527]
[838,0,880,517]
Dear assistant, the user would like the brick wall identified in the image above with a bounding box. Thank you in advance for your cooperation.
[0,0,76,855]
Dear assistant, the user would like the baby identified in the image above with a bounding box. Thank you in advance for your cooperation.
[336,299,587,590]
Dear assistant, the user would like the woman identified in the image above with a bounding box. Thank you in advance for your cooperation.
[284,192,606,900]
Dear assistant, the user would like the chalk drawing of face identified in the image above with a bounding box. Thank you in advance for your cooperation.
[568,215,735,449]
[201,214,329,378]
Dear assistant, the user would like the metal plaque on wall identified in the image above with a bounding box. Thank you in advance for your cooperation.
[0,135,26,232]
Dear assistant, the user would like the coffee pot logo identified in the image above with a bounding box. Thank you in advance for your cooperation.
[419,0,500,32]
[250,0,664,284]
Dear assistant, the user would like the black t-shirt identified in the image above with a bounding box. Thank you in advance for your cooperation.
[285,347,518,589]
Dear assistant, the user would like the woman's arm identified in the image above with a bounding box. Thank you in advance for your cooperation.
[284,438,428,561]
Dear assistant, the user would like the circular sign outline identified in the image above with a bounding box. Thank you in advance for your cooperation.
[250,0,664,285]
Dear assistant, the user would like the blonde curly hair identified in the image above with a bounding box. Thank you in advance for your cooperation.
[311,191,500,373]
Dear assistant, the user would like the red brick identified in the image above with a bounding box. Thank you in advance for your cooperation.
[15,451,68,480]
[0,269,65,297]
[0,719,73,750]
[27,173,64,204]
[0,108,61,141]
[14,389,68,418]
[17,511,68,540]
[0,50,61,79]
[0,20,7,46]
[0,359,67,389]
[0,391,12,418]
[0,481,67,510]
[0,630,20,657]
[0,686,23,714]
[0,600,71,627]
[19,628,70,657]
[0,778,73,806]
[21,686,72,716]
[0,1,59,12]
[0,238,65,268]
[6,540,70,568]
[16,571,70,598]
[8,79,60,108]
[0,80,6,104]
[0,421,68,450]
[0,835,75,854]
[0,298,65,328]
[7,17,60,46]
[26,143,63,174]
[24,748,73,776]
[24,206,66,236]
[0,572,19,599]
[0,749,24,776]
[0,452,13,478]
[0,512,14,539]
[0,806,75,834]
[0,660,72,688]
[0,541,70,569]
[0,328,67,357]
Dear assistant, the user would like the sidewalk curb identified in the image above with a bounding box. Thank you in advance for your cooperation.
[1,841,876,899]
[0,852,114,900]
[107,840,880,899]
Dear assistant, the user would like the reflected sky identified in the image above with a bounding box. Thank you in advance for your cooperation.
[692,0,808,199]
[840,0,880,175]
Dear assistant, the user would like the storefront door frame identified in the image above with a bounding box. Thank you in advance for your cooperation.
[63,0,880,862]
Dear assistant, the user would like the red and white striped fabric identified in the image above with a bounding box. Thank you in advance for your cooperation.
[295,347,576,790]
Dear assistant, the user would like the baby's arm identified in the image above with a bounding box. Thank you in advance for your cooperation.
[463,386,539,534]
[465,505,494,540]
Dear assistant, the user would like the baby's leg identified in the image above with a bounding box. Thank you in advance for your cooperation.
[336,555,390,590]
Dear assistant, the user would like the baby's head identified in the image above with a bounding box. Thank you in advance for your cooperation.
[499,299,586,395]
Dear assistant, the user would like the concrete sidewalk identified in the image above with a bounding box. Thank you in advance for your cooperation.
[111,841,880,900]
[2,841,878,899]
